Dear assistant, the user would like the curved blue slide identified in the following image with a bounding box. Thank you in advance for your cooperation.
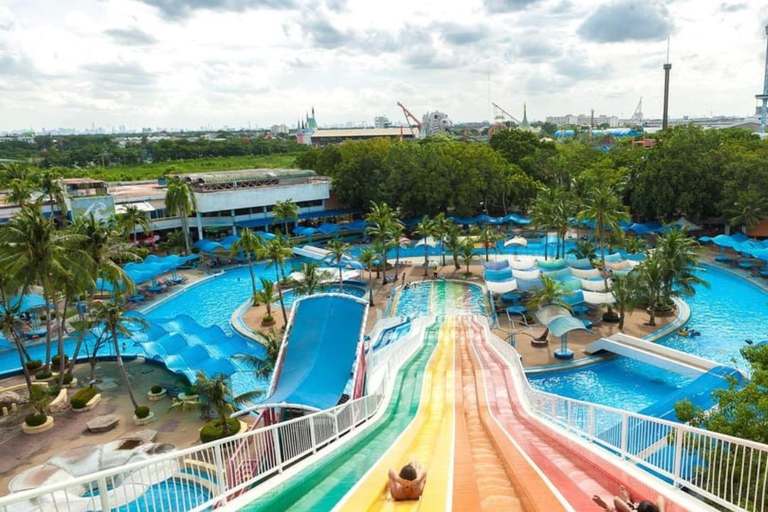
[260,295,367,411]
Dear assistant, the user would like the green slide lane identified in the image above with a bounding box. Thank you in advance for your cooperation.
[241,323,440,512]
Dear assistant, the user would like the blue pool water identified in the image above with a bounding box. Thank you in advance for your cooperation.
[657,266,767,373]
[147,261,295,335]
[279,285,366,308]
[529,265,768,412]
[112,479,212,512]
[528,358,694,412]
[394,281,489,318]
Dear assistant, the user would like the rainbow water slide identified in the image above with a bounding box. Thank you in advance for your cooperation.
[464,316,690,512]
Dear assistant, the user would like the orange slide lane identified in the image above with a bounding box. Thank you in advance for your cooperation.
[467,317,663,511]
[452,317,567,512]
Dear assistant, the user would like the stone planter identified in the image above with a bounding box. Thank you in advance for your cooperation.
[22,416,54,435]
[238,420,248,434]
[34,374,54,383]
[72,393,101,413]
[178,393,199,402]
[48,389,68,413]
[261,319,276,327]
[133,411,155,426]
[147,389,166,402]
[64,378,78,389]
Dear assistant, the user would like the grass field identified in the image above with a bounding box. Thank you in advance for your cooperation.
[59,153,299,182]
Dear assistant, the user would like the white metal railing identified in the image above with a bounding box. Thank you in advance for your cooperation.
[0,315,432,512]
[486,331,768,512]
[0,393,382,512]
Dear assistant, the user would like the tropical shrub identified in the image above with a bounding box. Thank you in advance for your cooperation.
[200,418,240,443]
[71,386,98,409]
[25,412,48,427]
[51,354,69,367]
[134,406,151,418]
[25,359,43,371]
[150,385,163,394]
[35,370,52,380]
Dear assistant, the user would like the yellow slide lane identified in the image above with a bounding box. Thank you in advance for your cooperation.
[337,317,456,512]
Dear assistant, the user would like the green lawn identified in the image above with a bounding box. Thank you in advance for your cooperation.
[58,154,299,182]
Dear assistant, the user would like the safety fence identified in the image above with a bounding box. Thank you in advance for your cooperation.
[0,318,433,512]
[488,333,768,512]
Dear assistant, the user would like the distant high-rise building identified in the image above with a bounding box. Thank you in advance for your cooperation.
[374,116,391,129]
[271,124,289,135]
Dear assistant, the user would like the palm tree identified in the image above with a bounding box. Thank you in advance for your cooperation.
[90,298,149,410]
[459,238,478,275]
[611,273,638,330]
[159,230,186,255]
[254,277,277,322]
[0,276,34,393]
[728,190,768,234]
[366,202,398,285]
[655,229,706,307]
[273,199,299,236]
[358,248,376,286]
[263,237,293,325]
[390,221,406,273]
[444,222,462,270]
[433,213,452,266]
[230,228,264,305]
[569,239,597,260]
[527,274,569,341]
[165,177,197,254]
[325,239,351,291]
[552,189,576,259]
[119,204,150,243]
[233,328,283,405]
[578,185,629,290]
[637,252,665,326]
[0,207,92,375]
[72,213,137,313]
[38,170,67,223]
[415,215,437,276]
[176,372,235,435]
[471,224,504,262]
[292,262,328,297]
[6,178,35,207]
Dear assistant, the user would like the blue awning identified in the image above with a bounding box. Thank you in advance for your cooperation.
[0,294,46,315]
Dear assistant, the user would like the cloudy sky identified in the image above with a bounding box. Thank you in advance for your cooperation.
[1,0,767,131]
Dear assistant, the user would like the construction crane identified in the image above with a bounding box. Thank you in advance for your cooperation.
[397,101,422,136]
[492,102,521,125]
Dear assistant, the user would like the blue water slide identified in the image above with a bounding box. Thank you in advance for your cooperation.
[260,295,367,411]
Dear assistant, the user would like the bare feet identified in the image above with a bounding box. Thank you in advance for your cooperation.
[619,485,632,503]
[593,495,610,511]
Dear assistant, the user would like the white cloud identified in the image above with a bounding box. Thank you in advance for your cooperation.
[0,0,766,131]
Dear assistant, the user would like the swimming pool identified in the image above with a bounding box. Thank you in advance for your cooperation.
[279,284,366,308]
[529,265,766,412]
[146,261,296,335]
[528,358,694,412]
[394,281,489,318]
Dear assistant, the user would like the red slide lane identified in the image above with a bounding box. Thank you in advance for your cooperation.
[466,318,685,511]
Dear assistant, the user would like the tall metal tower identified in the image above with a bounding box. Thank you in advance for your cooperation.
[757,25,768,133]
[662,38,672,131]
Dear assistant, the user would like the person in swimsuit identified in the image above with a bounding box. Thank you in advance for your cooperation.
[388,460,427,501]
[593,485,665,512]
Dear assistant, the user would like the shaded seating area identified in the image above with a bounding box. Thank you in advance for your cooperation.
[533,304,588,359]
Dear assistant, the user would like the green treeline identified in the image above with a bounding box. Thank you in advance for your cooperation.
[298,125,768,225]
[0,134,304,169]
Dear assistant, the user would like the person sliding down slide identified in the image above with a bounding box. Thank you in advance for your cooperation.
[593,484,665,512]
[388,460,427,501]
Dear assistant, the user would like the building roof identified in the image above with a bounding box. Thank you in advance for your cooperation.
[310,128,417,138]
[173,168,317,184]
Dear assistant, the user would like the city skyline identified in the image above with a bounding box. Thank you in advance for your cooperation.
[1,0,767,132]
